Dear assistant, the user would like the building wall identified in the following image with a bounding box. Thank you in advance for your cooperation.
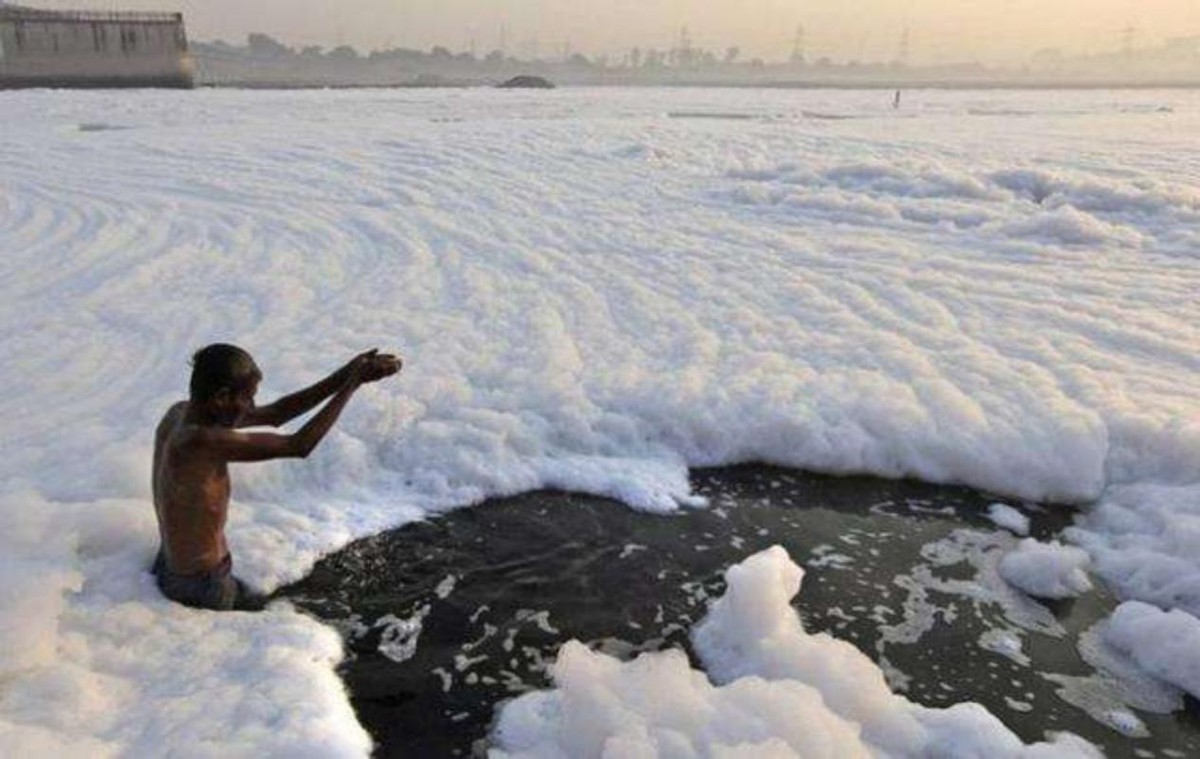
[0,13,194,88]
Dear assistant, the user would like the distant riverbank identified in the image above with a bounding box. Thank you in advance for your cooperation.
[196,77,1200,91]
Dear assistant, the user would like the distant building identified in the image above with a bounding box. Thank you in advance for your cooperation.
[0,3,193,88]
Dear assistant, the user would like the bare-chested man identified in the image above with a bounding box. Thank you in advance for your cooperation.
[152,343,401,611]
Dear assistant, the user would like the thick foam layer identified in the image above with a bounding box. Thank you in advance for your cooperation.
[0,491,371,757]
[1,87,1198,754]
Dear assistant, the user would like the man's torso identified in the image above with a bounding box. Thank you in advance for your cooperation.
[153,402,231,575]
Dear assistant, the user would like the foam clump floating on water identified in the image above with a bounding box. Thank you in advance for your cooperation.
[998,538,1093,599]
[986,503,1030,535]
[491,641,871,758]
[1104,601,1200,700]
[491,547,1099,758]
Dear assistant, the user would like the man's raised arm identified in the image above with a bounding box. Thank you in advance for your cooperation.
[241,350,390,428]
[192,370,364,462]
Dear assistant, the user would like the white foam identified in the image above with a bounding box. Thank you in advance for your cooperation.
[1068,482,1200,616]
[0,494,371,757]
[491,547,1099,758]
[375,608,429,664]
[980,628,1030,666]
[1103,601,1200,699]
[1041,617,1182,736]
[999,539,1094,599]
[2,87,1198,754]
[987,503,1030,536]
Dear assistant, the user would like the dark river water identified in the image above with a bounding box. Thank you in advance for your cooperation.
[277,465,1200,758]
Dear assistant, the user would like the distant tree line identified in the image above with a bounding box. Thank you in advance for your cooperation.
[193,32,1200,88]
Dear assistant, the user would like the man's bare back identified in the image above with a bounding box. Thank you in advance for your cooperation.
[151,344,400,609]
[153,401,234,575]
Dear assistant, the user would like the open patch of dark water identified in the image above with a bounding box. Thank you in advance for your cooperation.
[277,466,1200,757]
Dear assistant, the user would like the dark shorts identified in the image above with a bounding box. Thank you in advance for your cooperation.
[152,550,267,611]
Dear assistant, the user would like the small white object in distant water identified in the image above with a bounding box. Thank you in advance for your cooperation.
[999,538,1092,598]
[1104,601,1200,700]
[987,503,1030,535]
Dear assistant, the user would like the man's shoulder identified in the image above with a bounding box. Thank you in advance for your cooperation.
[157,401,188,434]
[170,416,234,455]
[163,401,214,445]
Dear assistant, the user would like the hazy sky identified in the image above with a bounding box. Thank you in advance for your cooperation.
[34,1,1200,64]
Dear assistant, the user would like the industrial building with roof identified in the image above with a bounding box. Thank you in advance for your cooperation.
[0,3,193,88]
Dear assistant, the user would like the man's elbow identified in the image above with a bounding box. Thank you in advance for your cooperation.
[288,436,317,459]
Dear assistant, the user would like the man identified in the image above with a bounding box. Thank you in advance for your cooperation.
[151,343,401,610]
